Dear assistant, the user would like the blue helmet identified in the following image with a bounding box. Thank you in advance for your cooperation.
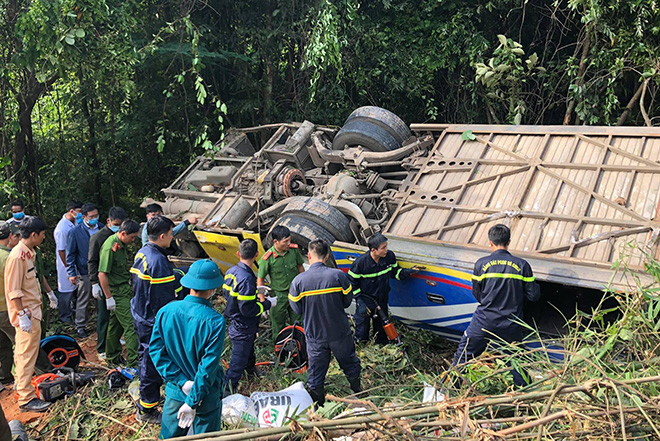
[180,259,223,291]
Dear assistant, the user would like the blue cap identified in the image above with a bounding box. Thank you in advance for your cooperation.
[180,259,223,291]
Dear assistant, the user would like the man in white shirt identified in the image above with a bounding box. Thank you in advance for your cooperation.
[53,201,82,324]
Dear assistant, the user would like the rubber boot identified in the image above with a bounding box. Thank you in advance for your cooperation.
[348,376,361,394]
[308,388,325,407]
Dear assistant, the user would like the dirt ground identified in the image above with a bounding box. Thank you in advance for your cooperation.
[1,330,102,425]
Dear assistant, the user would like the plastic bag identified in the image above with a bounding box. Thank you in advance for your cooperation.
[250,381,313,427]
[222,393,258,427]
[222,382,313,428]
[422,382,446,403]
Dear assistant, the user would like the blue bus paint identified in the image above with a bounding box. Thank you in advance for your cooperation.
[333,249,478,339]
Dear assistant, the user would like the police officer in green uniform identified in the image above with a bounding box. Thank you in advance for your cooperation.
[98,220,140,367]
[257,226,304,344]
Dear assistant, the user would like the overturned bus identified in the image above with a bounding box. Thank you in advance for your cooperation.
[146,107,660,340]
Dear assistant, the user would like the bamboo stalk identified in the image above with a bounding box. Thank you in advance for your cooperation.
[169,375,660,441]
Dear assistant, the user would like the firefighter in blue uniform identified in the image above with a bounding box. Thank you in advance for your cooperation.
[289,239,362,406]
[222,239,273,394]
[452,224,540,387]
[173,267,190,299]
[130,216,178,424]
[150,259,226,438]
[347,233,415,344]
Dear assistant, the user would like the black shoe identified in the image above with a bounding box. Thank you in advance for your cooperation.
[246,367,264,379]
[136,409,161,424]
[77,329,89,338]
[348,376,361,394]
[308,388,325,407]
[0,375,14,385]
[19,398,52,412]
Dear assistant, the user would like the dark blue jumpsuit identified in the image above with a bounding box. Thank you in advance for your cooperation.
[130,243,177,411]
[347,250,412,343]
[222,262,271,393]
[289,262,361,392]
[453,249,540,386]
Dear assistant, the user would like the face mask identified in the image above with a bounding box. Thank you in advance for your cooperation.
[76,212,83,224]
[86,218,99,227]
[109,225,119,233]
[12,212,24,220]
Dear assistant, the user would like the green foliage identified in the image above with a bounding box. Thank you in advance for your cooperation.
[0,0,658,232]
[474,35,544,124]
[303,0,347,101]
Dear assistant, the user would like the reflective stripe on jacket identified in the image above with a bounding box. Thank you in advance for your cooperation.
[130,242,176,324]
[223,262,270,338]
[347,250,410,307]
[470,249,540,330]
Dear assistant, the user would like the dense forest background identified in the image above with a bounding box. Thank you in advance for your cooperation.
[0,0,659,223]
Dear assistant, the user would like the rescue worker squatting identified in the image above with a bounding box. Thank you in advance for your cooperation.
[348,233,416,344]
[289,239,362,407]
[223,239,273,395]
[150,259,226,439]
[452,224,540,387]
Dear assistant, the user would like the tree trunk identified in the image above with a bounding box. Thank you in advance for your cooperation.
[616,81,644,126]
[563,27,591,125]
[79,74,103,205]
[14,71,48,214]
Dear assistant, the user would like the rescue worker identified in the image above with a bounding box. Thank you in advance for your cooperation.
[173,267,190,300]
[4,217,51,412]
[150,259,226,438]
[222,239,273,394]
[452,224,540,387]
[348,233,414,344]
[98,220,140,368]
[140,203,197,246]
[289,239,361,406]
[256,226,304,344]
[66,202,104,338]
[54,200,82,324]
[88,206,128,360]
[130,216,177,424]
[0,223,20,386]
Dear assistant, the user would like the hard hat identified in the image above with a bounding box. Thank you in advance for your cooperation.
[180,259,223,291]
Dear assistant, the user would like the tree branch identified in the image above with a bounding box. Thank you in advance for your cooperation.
[617,81,645,126]
[640,77,652,127]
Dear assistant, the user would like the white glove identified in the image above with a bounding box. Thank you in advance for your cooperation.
[105,297,116,311]
[92,283,103,300]
[257,285,271,295]
[182,380,194,395]
[47,291,58,309]
[177,403,196,429]
[18,314,32,333]
[267,296,278,308]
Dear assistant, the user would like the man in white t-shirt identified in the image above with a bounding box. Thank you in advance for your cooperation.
[53,201,82,324]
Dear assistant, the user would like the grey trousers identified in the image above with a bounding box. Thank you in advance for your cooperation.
[75,274,92,331]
